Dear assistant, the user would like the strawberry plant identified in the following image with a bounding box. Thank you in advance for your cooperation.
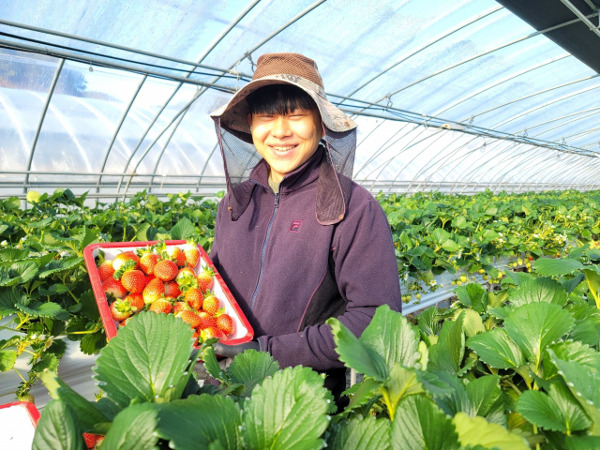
[32,312,332,449]
[27,248,600,448]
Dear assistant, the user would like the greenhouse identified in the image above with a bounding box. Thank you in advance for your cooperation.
[1,0,600,448]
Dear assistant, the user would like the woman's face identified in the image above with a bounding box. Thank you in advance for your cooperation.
[248,108,323,184]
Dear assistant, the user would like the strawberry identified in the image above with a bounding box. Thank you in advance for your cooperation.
[177,310,202,330]
[184,244,200,268]
[176,267,198,292]
[149,298,172,314]
[103,278,127,299]
[184,287,203,310]
[120,269,147,294]
[110,299,132,321]
[154,259,179,281]
[112,251,140,272]
[83,433,103,449]
[197,311,217,330]
[164,280,181,298]
[196,266,215,293]
[173,300,191,314]
[139,252,160,276]
[98,260,115,281]
[143,277,165,305]
[125,293,145,313]
[216,313,235,335]
[162,245,186,267]
[201,326,225,342]
[201,291,219,315]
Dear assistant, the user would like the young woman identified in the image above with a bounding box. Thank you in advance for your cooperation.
[209,53,402,408]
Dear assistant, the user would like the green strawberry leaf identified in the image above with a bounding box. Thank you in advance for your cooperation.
[461,308,486,338]
[516,383,591,433]
[38,370,109,430]
[326,416,391,449]
[226,349,280,396]
[533,257,585,276]
[359,304,421,369]
[38,257,83,278]
[242,366,330,450]
[428,311,465,375]
[0,287,25,317]
[452,412,529,449]
[15,301,70,320]
[547,348,600,434]
[0,261,38,287]
[343,376,381,411]
[544,340,600,381]
[170,217,195,240]
[93,311,196,408]
[583,268,600,308]
[156,396,242,450]
[32,399,85,450]
[508,277,567,307]
[0,348,17,371]
[503,302,574,367]
[467,328,526,369]
[384,364,425,414]
[391,395,459,449]
[454,283,488,313]
[327,317,388,381]
[101,403,161,450]
[465,374,506,425]
[0,248,29,262]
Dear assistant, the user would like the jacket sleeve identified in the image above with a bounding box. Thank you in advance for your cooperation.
[258,191,402,371]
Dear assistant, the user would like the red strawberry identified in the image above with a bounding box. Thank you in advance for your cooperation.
[201,291,219,315]
[154,259,179,281]
[216,313,235,335]
[98,260,115,281]
[83,433,103,449]
[139,252,160,276]
[176,267,198,292]
[103,278,127,299]
[196,266,215,293]
[110,299,132,321]
[184,287,203,310]
[173,301,191,314]
[112,251,140,272]
[125,293,145,313]
[197,311,217,329]
[177,310,202,330]
[149,298,172,314]
[201,326,225,342]
[143,277,165,304]
[184,244,200,268]
[165,246,186,267]
[164,280,181,298]
[177,267,197,280]
[121,269,147,294]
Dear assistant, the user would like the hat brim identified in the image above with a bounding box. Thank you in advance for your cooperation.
[210,75,357,141]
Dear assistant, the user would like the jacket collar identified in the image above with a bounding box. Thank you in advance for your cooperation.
[228,144,347,225]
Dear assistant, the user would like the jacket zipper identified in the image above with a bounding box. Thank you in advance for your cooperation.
[250,192,280,310]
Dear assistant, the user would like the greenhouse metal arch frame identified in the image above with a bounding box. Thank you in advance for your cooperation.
[1,0,600,201]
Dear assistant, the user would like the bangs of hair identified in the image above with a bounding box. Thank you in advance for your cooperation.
[247,84,318,116]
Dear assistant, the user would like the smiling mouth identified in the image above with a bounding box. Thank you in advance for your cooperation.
[269,145,297,153]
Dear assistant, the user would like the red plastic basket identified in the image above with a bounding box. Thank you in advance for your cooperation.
[0,401,40,447]
[83,240,253,346]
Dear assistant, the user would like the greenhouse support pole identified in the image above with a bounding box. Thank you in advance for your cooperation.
[24,58,65,196]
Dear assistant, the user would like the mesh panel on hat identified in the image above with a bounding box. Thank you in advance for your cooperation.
[252,53,324,87]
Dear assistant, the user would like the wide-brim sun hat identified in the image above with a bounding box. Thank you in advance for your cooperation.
[210,52,357,141]
[211,52,358,225]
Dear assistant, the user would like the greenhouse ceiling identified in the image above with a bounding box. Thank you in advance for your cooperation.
[1,0,599,200]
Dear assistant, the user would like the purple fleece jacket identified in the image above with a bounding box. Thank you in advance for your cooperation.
[210,147,402,371]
